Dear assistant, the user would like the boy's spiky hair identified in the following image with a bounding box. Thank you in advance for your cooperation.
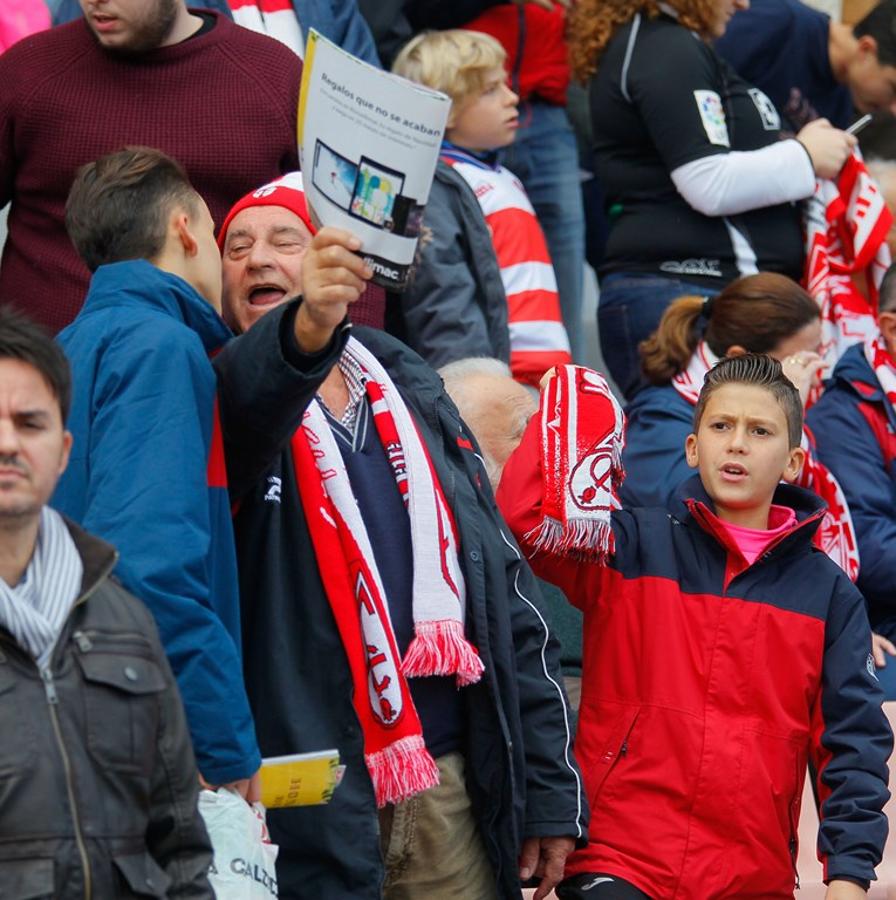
[693,353,803,448]
[392,29,506,109]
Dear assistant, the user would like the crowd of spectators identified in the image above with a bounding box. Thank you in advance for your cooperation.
[2,0,896,898]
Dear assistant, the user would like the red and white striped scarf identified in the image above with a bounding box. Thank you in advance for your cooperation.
[673,343,860,580]
[441,147,572,387]
[803,152,892,373]
[528,365,624,562]
[291,338,483,806]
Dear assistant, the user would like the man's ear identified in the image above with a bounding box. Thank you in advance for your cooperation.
[57,430,73,478]
[858,34,880,59]
[685,432,699,469]
[172,207,199,258]
[725,344,747,358]
[782,444,806,484]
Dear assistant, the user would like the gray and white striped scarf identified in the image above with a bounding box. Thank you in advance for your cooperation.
[0,508,83,669]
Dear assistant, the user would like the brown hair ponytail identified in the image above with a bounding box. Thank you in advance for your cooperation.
[639,295,705,384]
[639,273,821,386]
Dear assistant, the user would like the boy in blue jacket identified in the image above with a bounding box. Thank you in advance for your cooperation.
[52,146,370,796]
[498,354,891,899]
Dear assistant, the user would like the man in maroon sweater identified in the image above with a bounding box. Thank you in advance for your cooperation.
[0,1,302,332]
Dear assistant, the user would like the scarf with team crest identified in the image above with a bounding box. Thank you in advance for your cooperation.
[527,365,625,563]
[291,337,483,806]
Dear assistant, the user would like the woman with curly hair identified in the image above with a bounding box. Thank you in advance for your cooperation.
[569,0,856,401]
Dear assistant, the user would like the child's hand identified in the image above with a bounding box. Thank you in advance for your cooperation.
[295,227,372,353]
[824,879,867,899]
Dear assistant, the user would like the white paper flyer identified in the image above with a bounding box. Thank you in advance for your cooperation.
[297,29,451,291]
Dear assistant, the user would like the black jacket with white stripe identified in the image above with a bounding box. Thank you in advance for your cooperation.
[225,323,587,899]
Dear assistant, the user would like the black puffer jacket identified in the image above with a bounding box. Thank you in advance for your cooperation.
[0,519,212,899]
[226,325,587,899]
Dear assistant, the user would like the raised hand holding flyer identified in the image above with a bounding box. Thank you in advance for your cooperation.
[297,29,451,291]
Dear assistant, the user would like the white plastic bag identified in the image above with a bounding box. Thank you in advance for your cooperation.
[198,788,279,899]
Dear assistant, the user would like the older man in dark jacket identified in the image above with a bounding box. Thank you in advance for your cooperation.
[0,309,212,897]
[218,175,586,900]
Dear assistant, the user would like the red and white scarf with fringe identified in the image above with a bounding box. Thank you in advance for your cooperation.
[291,338,483,807]
[527,365,625,563]
[673,343,860,580]
[804,152,892,373]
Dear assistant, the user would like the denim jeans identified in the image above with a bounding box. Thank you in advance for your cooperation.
[598,272,719,400]
[501,101,587,361]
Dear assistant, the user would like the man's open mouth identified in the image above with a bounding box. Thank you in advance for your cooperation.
[248,286,287,307]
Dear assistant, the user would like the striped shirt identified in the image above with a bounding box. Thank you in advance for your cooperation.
[319,352,368,437]
[441,143,571,387]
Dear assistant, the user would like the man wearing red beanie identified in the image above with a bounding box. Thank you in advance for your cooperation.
[217,174,586,900]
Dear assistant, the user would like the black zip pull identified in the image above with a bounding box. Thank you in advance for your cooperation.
[72,630,92,652]
[620,739,628,756]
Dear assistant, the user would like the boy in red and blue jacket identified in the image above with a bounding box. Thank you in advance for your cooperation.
[497,354,891,899]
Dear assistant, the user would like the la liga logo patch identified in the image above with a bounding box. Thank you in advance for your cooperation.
[694,90,730,147]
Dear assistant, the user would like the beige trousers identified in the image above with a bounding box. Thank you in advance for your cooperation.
[378,751,499,899]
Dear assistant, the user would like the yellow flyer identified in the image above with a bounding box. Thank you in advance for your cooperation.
[260,749,345,809]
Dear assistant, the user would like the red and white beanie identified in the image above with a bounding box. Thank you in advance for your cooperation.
[217,172,315,251]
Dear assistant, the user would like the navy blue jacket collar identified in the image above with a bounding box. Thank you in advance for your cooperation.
[79,260,232,355]
[671,474,825,554]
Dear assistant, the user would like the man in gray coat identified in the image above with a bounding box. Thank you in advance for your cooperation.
[0,309,212,898]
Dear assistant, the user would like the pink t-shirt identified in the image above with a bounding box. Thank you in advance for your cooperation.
[721,505,798,564]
